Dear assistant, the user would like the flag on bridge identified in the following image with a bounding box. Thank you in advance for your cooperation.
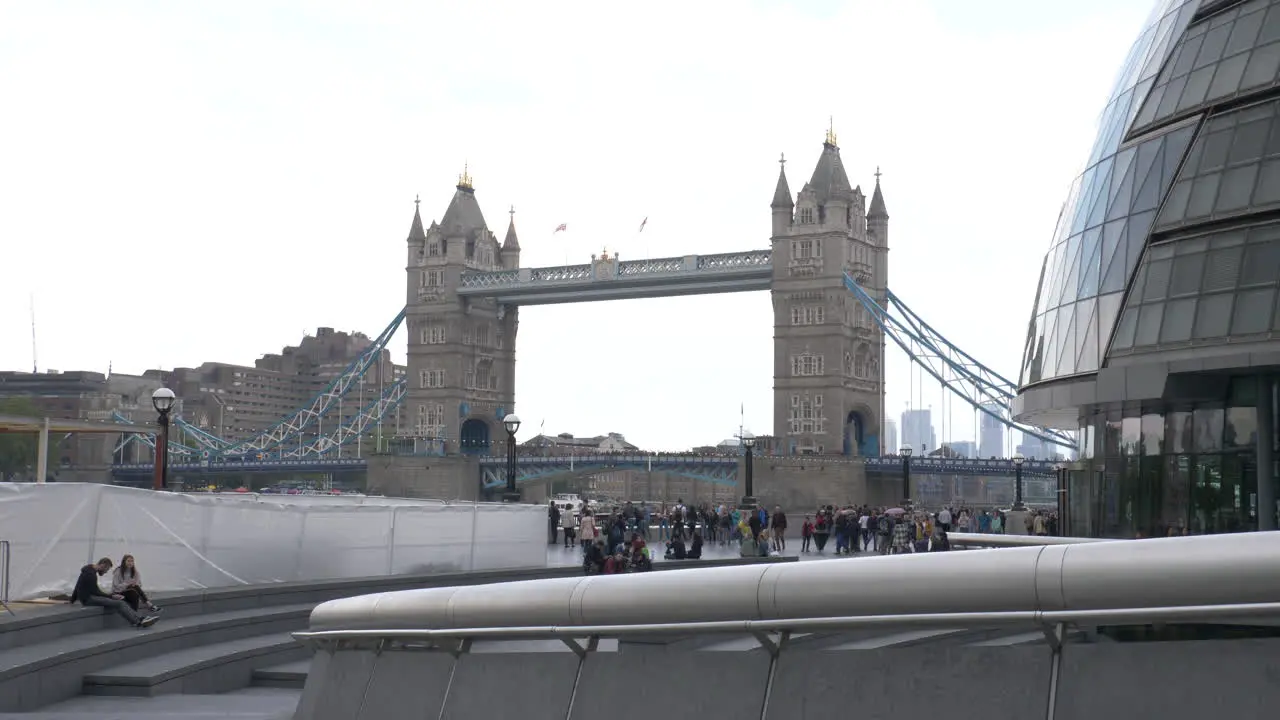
[554,223,567,233]
[639,217,648,233]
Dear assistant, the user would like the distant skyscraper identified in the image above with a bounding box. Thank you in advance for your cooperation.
[884,419,898,456]
[979,402,1005,458]
[900,409,935,454]
[947,440,976,459]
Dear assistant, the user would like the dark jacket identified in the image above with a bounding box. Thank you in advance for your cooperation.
[70,564,107,605]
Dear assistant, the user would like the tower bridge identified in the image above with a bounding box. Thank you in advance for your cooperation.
[109,129,1073,505]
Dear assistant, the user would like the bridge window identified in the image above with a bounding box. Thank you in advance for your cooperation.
[791,305,825,325]
[416,403,445,437]
[798,207,815,225]
[792,239,816,259]
[791,353,825,376]
[420,270,444,287]
[789,394,826,434]
[427,241,441,257]
[419,369,445,389]
[420,325,446,345]
[854,346,868,377]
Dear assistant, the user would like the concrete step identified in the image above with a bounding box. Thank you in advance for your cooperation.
[252,659,311,689]
[0,604,313,712]
[0,686,300,719]
[83,633,311,697]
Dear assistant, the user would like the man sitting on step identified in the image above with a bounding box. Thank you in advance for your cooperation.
[70,557,159,628]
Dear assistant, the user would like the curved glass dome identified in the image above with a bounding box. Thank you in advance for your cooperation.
[1019,0,1200,387]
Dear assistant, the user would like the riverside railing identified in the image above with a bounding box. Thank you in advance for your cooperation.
[299,531,1280,643]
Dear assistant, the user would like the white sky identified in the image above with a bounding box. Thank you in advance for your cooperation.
[0,0,1153,451]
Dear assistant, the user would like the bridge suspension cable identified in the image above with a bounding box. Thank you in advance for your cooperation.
[842,273,1075,450]
[214,308,407,458]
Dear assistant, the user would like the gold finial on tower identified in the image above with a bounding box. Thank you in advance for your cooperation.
[825,116,838,147]
[457,162,473,190]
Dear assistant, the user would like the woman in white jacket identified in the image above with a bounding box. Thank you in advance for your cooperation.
[112,554,161,614]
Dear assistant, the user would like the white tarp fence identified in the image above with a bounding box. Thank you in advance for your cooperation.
[0,483,546,601]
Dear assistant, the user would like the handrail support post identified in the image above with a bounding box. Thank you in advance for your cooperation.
[561,635,598,658]
[1041,622,1065,652]
[752,630,790,658]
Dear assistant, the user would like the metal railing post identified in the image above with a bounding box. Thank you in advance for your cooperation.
[0,540,13,615]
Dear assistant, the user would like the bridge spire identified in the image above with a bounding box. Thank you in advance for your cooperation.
[407,195,426,242]
[869,167,888,219]
[771,153,793,210]
[502,204,521,251]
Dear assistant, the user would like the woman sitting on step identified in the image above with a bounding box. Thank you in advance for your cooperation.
[112,554,161,614]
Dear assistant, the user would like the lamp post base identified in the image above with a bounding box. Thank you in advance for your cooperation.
[738,496,758,511]
[501,491,523,504]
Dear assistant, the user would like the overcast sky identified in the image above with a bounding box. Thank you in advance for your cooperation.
[0,0,1153,451]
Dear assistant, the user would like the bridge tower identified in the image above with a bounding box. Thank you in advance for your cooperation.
[770,128,889,456]
[403,169,519,455]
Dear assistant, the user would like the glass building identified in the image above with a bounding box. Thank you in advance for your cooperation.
[1015,0,1280,538]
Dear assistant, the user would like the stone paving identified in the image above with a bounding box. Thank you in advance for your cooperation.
[0,687,299,720]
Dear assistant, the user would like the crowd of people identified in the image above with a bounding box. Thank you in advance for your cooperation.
[550,497,1064,568]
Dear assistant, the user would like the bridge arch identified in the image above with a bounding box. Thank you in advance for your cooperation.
[460,418,490,455]
[844,405,879,457]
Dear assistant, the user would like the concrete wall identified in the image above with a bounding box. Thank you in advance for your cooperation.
[750,456,867,510]
[297,637,1280,720]
[365,454,479,501]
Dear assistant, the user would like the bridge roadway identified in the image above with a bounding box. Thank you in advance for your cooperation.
[455,249,773,305]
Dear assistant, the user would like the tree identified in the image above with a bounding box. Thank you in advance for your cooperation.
[0,397,55,481]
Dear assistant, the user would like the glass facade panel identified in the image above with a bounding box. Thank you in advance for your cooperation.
[1131,0,1280,135]
[1023,121,1197,383]
[1069,381,1275,538]
[1020,1,1200,387]
[1156,98,1280,231]
[1107,220,1280,357]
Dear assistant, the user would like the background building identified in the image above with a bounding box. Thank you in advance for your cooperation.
[979,401,1005,458]
[946,440,977,458]
[170,327,403,445]
[1014,0,1280,538]
[900,408,936,453]
[883,419,898,456]
[0,327,405,474]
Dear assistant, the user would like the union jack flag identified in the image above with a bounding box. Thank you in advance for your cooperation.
[554,223,567,233]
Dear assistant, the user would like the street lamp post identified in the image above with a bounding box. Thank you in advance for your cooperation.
[503,414,521,503]
[899,445,913,508]
[740,433,756,510]
[151,388,176,491]
[1012,453,1026,509]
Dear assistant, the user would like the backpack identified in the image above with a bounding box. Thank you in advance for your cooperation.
[878,516,891,533]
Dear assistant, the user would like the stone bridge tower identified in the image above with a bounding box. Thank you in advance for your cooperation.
[770,128,889,456]
[403,168,520,455]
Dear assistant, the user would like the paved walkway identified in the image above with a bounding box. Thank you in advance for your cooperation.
[0,687,299,720]
[545,536,870,566]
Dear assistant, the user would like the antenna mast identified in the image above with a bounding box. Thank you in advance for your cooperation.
[29,293,37,373]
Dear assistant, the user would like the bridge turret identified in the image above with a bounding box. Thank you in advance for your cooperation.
[771,153,794,238]
[501,206,521,271]
[868,170,889,248]
[405,169,517,462]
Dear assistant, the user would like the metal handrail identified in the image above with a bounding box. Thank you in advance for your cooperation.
[0,540,12,615]
[946,533,1110,547]
[292,601,1280,646]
